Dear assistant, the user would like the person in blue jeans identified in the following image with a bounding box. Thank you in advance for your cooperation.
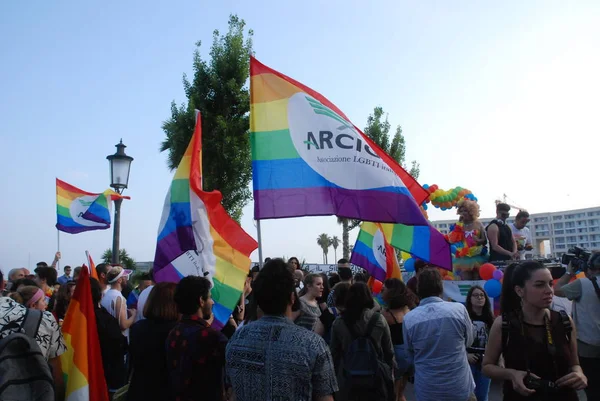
[466,285,493,401]
[382,278,417,401]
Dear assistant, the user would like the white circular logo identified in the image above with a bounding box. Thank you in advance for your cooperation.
[288,93,403,190]
[69,196,107,227]
[372,228,387,272]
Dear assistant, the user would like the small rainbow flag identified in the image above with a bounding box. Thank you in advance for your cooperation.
[351,221,451,281]
[60,264,109,401]
[153,111,258,329]
[85,251,99,280]
[56,179,127,234]
[351,222,402,282]
[250,56,430,223]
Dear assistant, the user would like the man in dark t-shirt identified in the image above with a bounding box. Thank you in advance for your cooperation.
[486,203,518,262]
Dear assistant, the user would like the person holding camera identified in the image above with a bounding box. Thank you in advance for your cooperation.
[554,252,600,401]
[482,261,586,400]
[510,211,534,260]
[466,286,494,401]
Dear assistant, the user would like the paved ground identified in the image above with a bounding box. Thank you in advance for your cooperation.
[402,379,587,400]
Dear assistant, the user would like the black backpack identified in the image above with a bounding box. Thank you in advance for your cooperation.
[343,313,394,401]
[0,309,55,401]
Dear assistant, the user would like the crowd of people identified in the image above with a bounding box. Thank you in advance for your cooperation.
[0,244,598,401]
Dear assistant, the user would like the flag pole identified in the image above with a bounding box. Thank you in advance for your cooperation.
[256,220,264,268]
[56,229,60,270]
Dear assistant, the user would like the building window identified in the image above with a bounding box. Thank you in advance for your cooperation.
[578,235,588,241]
[555,237,565,244]
[566,229,576,234]
[555,244,565,249]
[577,221,587,227]
[566,222,575,228]
[567,236,577,242]
[555,229,564,234]
[554,222,563,229]
[566,214,575,220]
[553,215,563,220]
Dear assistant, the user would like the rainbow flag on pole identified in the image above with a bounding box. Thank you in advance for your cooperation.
[351,222,402,282]
[153,111,258,329]
[250,57,429,223]
[60,264,108,401]
[351,221,451,281]
[56,179,127,234]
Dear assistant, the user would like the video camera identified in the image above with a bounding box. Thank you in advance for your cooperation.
[561,246,592,271]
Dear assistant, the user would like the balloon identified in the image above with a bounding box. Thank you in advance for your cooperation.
[484,279,502,298]
[450,244,458,254]
[492,269,504,281]
[404,258,415,272]
[479,263,497,280]
[372,279,383,295]
[423,184,429,189]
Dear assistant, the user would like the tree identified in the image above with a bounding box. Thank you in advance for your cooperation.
[331,236,340,262]
[101,249,136,271]
[317,233,332,264]
[337,107,421,257]
[160,15,254,222]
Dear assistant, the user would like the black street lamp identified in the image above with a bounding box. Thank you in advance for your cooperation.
[107,140,133,265]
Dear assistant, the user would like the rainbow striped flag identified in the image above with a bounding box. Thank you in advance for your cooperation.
[153,111,258,329]
[250,57,430,223]
[351,222,402,282]
[351,221,451,281]
[56,179,127,234]
[60,264,109,401]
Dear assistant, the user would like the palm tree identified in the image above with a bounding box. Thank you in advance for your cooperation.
[337,218,360,260]
[317,233,332,264]
[331,236,340,262]
[101,248,137,271]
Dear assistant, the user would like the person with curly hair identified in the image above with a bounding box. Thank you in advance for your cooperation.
[448,199,488,280]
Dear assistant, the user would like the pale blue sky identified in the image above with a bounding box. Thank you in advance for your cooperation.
[2,1,599,272]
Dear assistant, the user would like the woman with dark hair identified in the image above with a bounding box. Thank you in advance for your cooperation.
[482,262,586,400]
[382,278,416,401]
[128,282,179,401]
[465,285,494,401]
[53,282,77,322]
[287,256,301,270]
[330,282,395,400]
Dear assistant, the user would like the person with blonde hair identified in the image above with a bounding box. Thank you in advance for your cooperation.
[448,199,488,280]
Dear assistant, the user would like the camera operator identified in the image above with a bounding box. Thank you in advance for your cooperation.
[510,211,534,260]
[554,252,600,401]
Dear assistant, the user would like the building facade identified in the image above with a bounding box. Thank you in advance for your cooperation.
[431,206,600,258]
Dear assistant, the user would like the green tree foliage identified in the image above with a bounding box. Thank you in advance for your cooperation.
[160,15,254,222]
[101,249,136,271]
[331,236,340,262]
[317,233,332,264]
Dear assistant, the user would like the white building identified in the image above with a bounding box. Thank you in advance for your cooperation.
[431,206,600,258]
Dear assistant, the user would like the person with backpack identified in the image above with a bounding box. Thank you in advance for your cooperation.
[482,261,587,400]
[0,270,66,400]
[403,268,475,401]
[554,253,600,401]
[330,282,395,401]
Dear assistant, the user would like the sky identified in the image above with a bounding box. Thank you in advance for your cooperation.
[1,1,600,273]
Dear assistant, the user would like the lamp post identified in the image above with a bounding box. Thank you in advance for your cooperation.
[107,140,133,265]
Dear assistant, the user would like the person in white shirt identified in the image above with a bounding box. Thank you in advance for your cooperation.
[510,210,533,260]
[101,266,136,337]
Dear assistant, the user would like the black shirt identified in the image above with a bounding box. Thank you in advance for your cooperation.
[486,219,514,261]
[128,319,177,401]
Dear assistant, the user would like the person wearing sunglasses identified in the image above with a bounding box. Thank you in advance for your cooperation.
[486,203,519,262]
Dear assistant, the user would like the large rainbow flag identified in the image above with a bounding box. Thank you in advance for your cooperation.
[250,57,430,223]
[60,264,108,401]
[351,221,452,280]
[56,179,127,234]
[153,111,258,329]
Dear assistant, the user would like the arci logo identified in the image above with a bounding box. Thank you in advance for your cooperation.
[69,195,107,227]
[372,229,387,272]
[288,93,404,190]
